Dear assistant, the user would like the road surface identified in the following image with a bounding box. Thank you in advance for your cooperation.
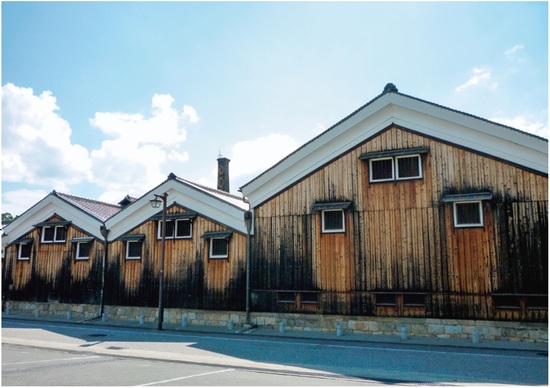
[2,319,547,385]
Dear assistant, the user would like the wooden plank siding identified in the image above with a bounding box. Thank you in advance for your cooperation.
[250,125,548,321]
[104,204,247,310]
[3,215,104,304]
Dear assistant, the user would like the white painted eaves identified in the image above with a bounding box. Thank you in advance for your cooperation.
[240,91,548,208]
[105,177,248,241]
[2,192,107,246]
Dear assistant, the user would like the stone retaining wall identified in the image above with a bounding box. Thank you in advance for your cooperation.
[4,301,547,343]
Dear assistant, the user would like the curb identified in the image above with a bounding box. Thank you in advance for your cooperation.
[3,314,547,353]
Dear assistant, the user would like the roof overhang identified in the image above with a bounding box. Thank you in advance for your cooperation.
[105,178,249,240]
[241,92,548,208]
[2,193,106,247]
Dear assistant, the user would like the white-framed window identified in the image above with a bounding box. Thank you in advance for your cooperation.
[322,209,345,233]
[453,201,483,227]
[395,154,422,180]
[120,234,145,260]
[369,154,423,182]
[41,225,67,243]
[443,192,492,228]
[76,241,92,260]
[369,157,394,182]
[312,202,352,235]
[126,240,142,260]
[157,219,192,239]
[209,237,229,259]
[203,231,232,259]
[18,242,32,261]
[360,147,428,183]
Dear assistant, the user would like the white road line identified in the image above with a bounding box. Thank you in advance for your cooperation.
[3,355,102,366]
[138,368,234,386]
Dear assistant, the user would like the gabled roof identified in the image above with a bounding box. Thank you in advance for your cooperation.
[240,83,548,208]
[104,173,249,240]
[2,191,118,245]
[176,177,249,211]
[56,192,122,221]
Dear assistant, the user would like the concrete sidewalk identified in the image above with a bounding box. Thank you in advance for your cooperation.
[3,311,547,354]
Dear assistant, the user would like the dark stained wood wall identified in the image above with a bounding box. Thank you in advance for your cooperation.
[104,204,247,310]
[3,215,103,304]
[251,125,548,321]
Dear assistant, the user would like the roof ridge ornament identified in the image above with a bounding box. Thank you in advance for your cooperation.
[383,83,398,94]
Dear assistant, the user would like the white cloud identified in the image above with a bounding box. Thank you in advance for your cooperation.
[1,83,91,190]
[90,94,187,146]
[2,188,49,218]
[456,68,498,93]
[182,105,199,124]
[491,115,548,138]
[88,93,195,198]
[194,133,301,191]
[505,44,526,62]
[2,83,198,211]
[229,133,300,179]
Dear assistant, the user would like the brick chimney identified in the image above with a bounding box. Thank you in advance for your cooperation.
[217,155,230,192]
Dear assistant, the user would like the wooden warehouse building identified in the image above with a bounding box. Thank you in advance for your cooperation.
[2,84,548,328]
[240,83,548,322]
[2,166,250,313]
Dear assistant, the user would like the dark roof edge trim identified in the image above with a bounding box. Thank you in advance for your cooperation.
[12,237,34,244]
[149,212,198,221]
[118,234,145,241]
[359,147,430,160]
[442,192,493,202]
[312,201,353,212]
[33,221,72,227]
[202,231,233,239]
[70,237,94,243]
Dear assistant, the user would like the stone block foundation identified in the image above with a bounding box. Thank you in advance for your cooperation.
[3,301,547,343]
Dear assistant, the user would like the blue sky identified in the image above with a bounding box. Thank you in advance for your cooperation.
[2,1,548,216]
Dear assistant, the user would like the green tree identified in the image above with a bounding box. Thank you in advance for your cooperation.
[2,213,15,222]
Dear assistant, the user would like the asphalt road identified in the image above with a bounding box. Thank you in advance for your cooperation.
[2,319,548,386]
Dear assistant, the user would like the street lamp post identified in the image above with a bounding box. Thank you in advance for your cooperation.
[150,192,168,330]
[244,210,253,325]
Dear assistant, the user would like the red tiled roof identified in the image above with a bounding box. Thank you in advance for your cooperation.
[55,192,122,221]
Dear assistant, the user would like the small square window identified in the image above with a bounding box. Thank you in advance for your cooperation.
[158,219,192,239]
[176,220,192,238]
[493,295,521,310]
[210,237,228,259]
[322,209,345,233]
[453,201,483,227]
[76,241,92,260]
[376,294,397,306]
[126,240,142,260]
[396,155,422,180]
[42,226,55,242]
[526,296,548,310]
[403,294,426,307]
[370,158,394,182]
[41,225,66,243]
[278,292,296,304]
[18,243,32,261]
[300,292,320,304]
[162,220,175,238]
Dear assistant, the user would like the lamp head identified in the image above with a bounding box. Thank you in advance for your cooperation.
[150,198,162,209]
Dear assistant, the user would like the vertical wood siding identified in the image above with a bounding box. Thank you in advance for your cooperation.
[3,215,103,304]
[251,125,548,321]
[104,205,247,310]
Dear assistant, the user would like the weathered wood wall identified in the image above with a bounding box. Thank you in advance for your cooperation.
[104,204,247,310]
[3,215,103,304]
[251,125,548,321]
